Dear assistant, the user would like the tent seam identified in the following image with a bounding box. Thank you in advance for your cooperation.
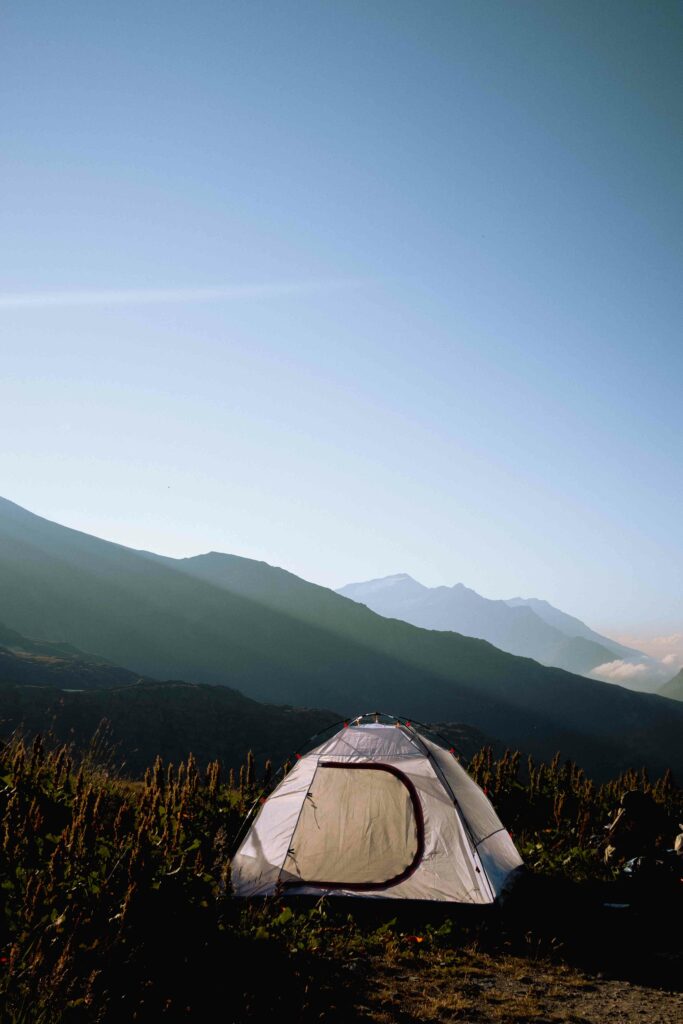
[275,759,321,887]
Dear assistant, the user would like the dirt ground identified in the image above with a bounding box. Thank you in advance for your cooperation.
[331,946,683,1024]
[285,876,683,1024]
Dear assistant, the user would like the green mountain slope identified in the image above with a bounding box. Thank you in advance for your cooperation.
[0,624,491,774]
[0,622,140,690]
[659,669,683,702]
[1,496,682,778]
[0,624,339,771]
[0,678,339,776]
[0,624,340,771]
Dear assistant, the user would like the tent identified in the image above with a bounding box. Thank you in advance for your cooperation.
[232,714,523,903]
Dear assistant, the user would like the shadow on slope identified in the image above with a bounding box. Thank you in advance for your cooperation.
[0,497,682,779]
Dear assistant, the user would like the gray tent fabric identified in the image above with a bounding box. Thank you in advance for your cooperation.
[232,719,523,903]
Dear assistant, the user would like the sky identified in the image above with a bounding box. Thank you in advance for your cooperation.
[1,1,681,648]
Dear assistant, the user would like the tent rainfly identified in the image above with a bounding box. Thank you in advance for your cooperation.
[232,714,523,903]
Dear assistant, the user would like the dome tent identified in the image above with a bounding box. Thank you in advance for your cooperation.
[232,713,523,903]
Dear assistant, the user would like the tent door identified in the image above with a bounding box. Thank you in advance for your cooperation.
[283,762,424,891]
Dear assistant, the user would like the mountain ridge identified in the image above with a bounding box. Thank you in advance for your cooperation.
[0,621,496,773]
[337,573,656,687]
[505,595,643,661]
[1,496,682,779]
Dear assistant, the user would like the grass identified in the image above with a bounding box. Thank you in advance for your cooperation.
[0,728,681,1022]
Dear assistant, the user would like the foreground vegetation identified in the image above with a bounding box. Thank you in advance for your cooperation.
[1,729,681,1023]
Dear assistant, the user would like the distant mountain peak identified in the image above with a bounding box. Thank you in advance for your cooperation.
[337,572,425,595]
[337,575,655,689]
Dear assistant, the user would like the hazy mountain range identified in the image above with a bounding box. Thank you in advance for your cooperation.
[337,574,661,689]
[1,495,682,779]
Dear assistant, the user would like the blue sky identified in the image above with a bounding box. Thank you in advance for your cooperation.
[1,1,681,639]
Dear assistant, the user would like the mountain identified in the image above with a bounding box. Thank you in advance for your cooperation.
[1,496,682,779]
[0,679,338,777]
[0,622,141,690]
[659,669,683,702]
[149,555,622,677]
[338,574,658,687]
[0,622,340,771]
[504,596,642,661]
[0,623,490,774]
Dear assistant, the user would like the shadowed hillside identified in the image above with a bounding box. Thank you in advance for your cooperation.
[660,669,683,702]
[0,677,340,775]
[1,496,682,779]
[0,624,494,775]
[0,622,141,690]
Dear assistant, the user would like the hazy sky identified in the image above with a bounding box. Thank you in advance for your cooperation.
[1,1,681,638]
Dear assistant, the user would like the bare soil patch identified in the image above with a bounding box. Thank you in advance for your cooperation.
[338,947,683,1024]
